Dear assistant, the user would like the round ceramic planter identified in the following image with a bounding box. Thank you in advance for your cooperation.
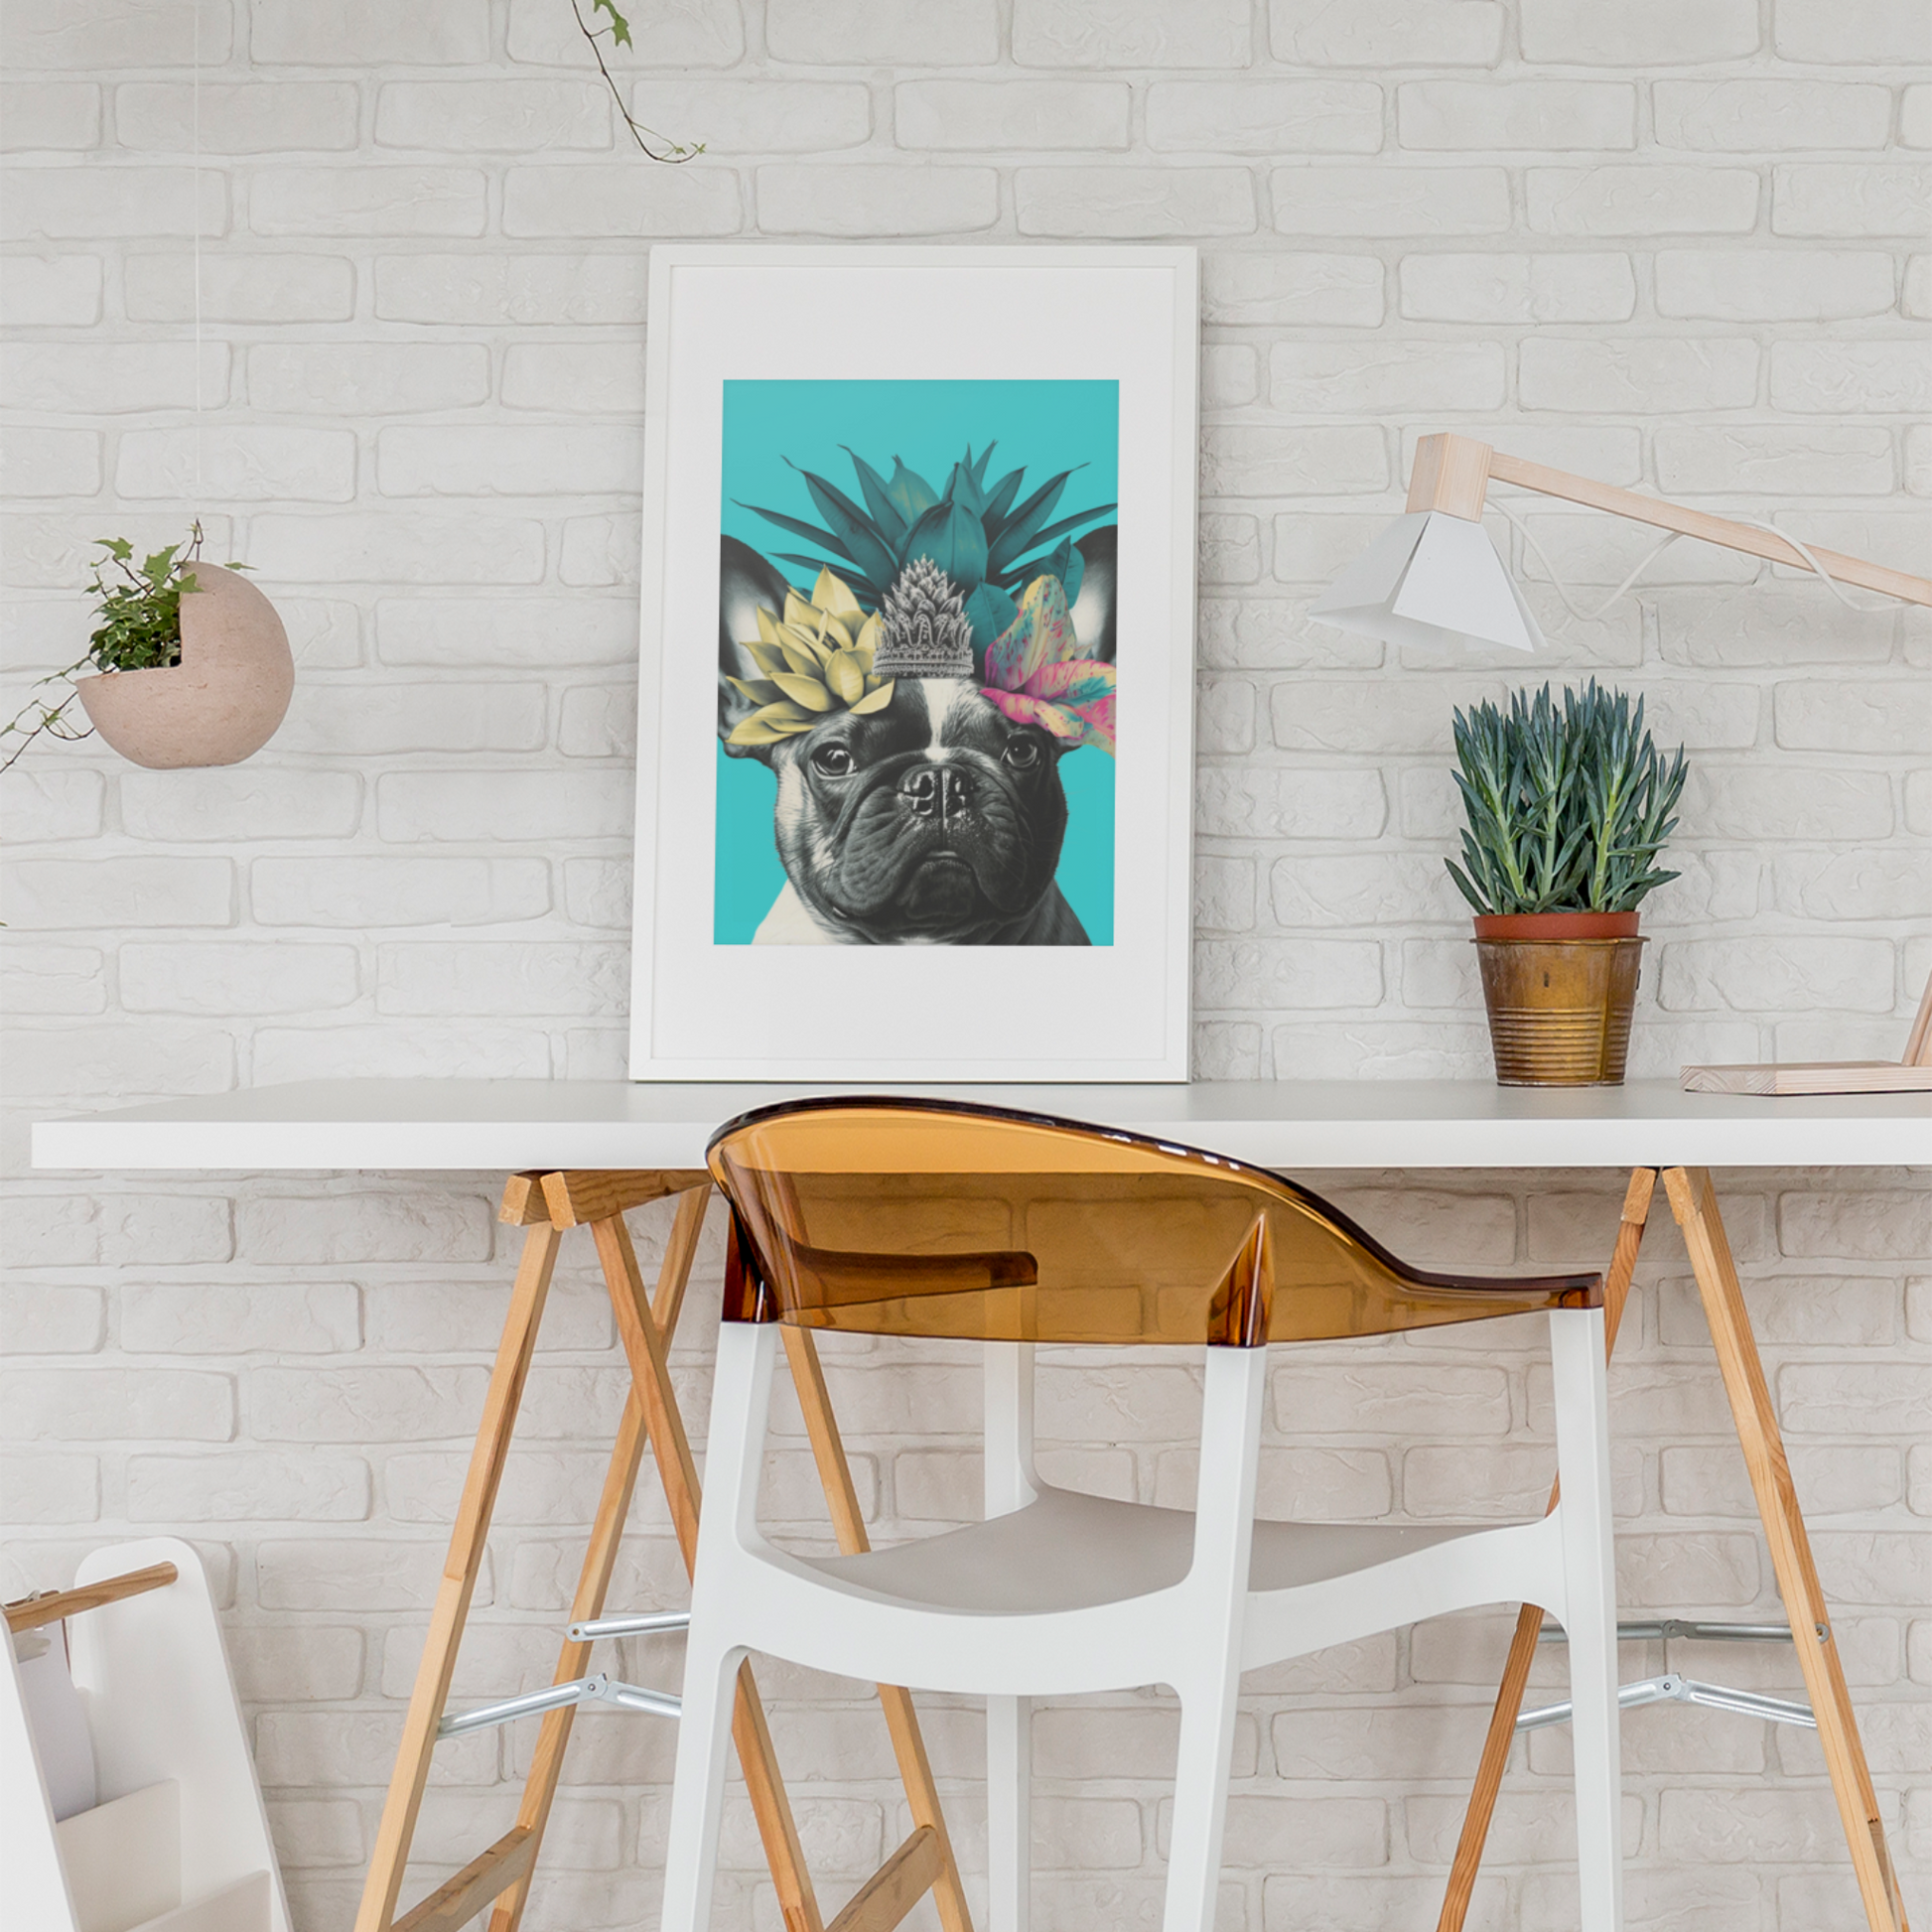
[1472,910,1644,1087]
[75,564,293,770]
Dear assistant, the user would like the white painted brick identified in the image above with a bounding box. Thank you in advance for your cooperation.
[1770,342,1930,416]
[119,941,358,1016]
[4,856,233,929]
[1663,1444,1900,1517]
[1193,1020,1263,1077]
[276,684,546,759]
[117,425,355,503]
[1527,165,1758,234]
[898,81,1130,152]
[374,769,629,842]
[0,254,102,325]
[1398,81,1634,152]
[1652,584,1897,664]
[248,167,487,238]
[1687,764,1894,840]
[247,343,487,417]
[1775,163,1932,238]
[1196,679,1255,758]
[4,341,226,412]
[1269,0,1502,65]
[1779,1194,1932,1264]
[125,1280,359,1354]
[1659,937,1895,1014]
[1200,251,1384,326]
[1270,341,1504,415]
[375,941,625,1016]
[246,512,545,586]
[0,427,101,497]
[766,0,994,63]
[1654,425,1894,496]
[262,1797,362,1867]
[0,1286,104,1353]
[1158,1445,1392,1520]
[0,1453,99,1522]
[1777,508,1932,579]
[1270,853,1458,929]
[1776,0,1931,60]
[0,1368,231,1443]
[376,424,638,497]
[375,80,609,152]
[1909,423,1932,496]
[499,343,644,415]
[375,596,634,668]
[563,856,630,928]
[0,83,100,149]
[1017,167,1256,238]
[250,0,486,64]
[1197,511,1261,584]
[373,253,646,327]
[7,1193,231,1268]
[1656,249,1895,323]
[245,1360,492,1439]
[502,164,743,237]
[1399,252,1633,324]
[1520,1867,1758,1932]
[1775,680,1929,756]
[1272,165,1509,236]
[1271,678,1474,755]
[5,1020,235,1099]
[250,856,550,926]
[1907,83,1932,147]
[129,1451,370,1521]
[115,81,357,153]
[505,0,743,67]
[1199,343,1258,408]
[1,944,106,1015]
[558,683,635,759]
[1195,938,1381,1010]
[254,1022,552,1083]
[254,1709,495,1788]
[3,0,231,70]
[1654,78,1892,151]
[1519,338,1757,413]
[1523,0,1758,61]
[1015,0,1250,66]
[1200,425,1387,497]
[1194,856,1256,932]
[124,251,355,323]
[1147,81,1381,155]
[119,769,361,843]
[1407,1790,1641,1863]
[1772,850,1928,922]
[634,80,870,154]
[1195,767,1386,839]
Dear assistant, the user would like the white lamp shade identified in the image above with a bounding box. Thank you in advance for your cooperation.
[1308,510,1548,654]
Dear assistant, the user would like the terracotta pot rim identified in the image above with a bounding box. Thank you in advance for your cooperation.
[1472,910,1641,942]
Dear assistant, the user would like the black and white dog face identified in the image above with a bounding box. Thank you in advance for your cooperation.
[720,537,1105,946]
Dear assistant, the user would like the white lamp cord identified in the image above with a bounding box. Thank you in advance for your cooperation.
[1486,497,1893,630]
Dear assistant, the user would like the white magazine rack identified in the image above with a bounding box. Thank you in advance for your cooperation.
[2,1537,289,1932]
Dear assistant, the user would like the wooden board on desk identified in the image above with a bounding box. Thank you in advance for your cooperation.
[1681,1061,1932,1097]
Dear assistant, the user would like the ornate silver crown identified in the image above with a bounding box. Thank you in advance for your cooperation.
[872,558,976,679]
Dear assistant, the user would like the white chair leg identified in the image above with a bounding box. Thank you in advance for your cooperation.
[987,1694,1031,1932]
[656,1638,746,1932]
[1160,1344,1267,1932]
[1551,1306,1622,1932]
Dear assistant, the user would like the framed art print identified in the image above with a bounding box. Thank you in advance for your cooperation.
[628,245,1198,1081]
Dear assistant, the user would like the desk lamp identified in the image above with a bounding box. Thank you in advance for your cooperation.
[1311,432,1932,1094]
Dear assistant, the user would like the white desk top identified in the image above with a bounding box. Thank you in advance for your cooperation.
[30,1078,1929,1173]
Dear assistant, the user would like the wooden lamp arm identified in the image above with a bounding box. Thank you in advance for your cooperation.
[1406,432,1932,610]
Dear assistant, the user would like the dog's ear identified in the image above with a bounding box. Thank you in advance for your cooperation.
[1069,526,1116,664]
[719,535,793,761]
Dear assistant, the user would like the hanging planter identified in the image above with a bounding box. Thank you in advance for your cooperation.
[1446,683,1688,1088]
[1,528,292,773]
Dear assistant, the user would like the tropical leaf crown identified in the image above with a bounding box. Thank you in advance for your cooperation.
[732,442,1119,757]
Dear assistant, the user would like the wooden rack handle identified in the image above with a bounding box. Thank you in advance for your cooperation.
[5,1562,178,1635]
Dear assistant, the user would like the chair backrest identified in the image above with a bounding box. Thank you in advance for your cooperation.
[707,1098,1598,1346]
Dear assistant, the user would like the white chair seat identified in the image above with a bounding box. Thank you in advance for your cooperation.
[802,1483,1489,1615]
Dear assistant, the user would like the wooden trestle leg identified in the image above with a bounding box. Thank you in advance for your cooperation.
[1437,1166,1910,1932]
[1664,1167,1909,1932]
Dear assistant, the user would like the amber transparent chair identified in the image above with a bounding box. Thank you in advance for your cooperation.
[661,1099,1623,1932]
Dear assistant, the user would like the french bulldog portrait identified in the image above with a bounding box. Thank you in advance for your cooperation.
[718,532,1117,946]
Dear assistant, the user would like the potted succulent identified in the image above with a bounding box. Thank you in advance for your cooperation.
[1,527,292,772]
[1447,682,1687,1086]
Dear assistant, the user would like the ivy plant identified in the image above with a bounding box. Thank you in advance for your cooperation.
[0,525,238,772]
[1446,680,1689,917]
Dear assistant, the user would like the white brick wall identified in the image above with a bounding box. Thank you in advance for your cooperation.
[3,3,1928,1927]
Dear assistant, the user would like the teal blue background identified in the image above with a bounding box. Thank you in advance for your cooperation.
[714,378,1118,945]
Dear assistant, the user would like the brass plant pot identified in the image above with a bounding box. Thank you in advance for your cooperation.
[1472,912,1645,1087]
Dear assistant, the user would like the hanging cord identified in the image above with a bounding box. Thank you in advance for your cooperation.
[1487,496,1895,633]
[192,0,204,500]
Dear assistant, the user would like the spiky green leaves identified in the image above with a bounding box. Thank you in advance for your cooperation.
[1446,681,1688,916]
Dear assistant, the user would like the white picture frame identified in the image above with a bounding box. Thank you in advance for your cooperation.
[628,244,1199,1082]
